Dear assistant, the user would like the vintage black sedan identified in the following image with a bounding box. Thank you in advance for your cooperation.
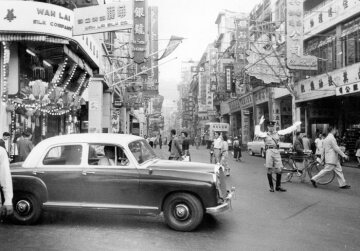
[10,134,234,231]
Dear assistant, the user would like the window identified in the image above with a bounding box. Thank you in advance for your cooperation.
[43,145,82,165]
[88,144,129,166]
[128,140,157,164]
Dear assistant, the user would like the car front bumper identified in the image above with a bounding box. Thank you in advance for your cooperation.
[206,187,235,214]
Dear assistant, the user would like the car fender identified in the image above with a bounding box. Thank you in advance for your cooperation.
[12,175,48,203]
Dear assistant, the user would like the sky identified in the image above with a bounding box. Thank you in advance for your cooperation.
[148,0,261,101]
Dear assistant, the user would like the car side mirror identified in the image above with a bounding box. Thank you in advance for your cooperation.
[148,167,153,175]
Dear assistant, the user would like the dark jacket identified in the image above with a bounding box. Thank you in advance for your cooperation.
[0,139,5,150]
[17,138,34,161]
[293,138,304,154]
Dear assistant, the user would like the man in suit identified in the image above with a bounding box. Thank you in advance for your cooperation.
[311,126,351,189]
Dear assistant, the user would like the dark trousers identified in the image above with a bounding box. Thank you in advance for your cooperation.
[234,147,242,159]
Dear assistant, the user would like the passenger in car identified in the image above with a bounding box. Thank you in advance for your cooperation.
[98,146,115,166]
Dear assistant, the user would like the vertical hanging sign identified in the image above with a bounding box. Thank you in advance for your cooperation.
[209,48,218,92]
[133,0,147,64]
[286,0,317,70]
[225,65,234,92]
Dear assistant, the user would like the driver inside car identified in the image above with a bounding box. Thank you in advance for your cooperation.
[98,146,115,166]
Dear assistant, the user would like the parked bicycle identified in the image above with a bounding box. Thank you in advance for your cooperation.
[277,151,335,185]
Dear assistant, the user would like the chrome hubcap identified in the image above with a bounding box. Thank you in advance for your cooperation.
[16,200,31,216]
[174,204,190,221]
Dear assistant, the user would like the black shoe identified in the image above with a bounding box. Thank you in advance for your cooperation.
[340,185,351,189]
[269,187,274,192]
[276,187,287,192]
[310,179,317,188]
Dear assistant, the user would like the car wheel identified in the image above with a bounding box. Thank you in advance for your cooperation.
[163,193,204,232]
[248,149,254,156]
[12,193,42,225]
[261,149,265,158]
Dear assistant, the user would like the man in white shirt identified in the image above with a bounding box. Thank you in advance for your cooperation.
[0,147,13,218]
[213,132,223,164]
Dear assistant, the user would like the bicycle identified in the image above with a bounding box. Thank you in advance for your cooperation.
[277,151,335,184]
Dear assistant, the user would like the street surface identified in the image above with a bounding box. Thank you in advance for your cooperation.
[1,146,359,251]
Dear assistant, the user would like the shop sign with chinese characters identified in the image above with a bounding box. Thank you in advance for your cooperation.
[209,48,218,92]
[73,0,133,36]
[286,0,317,70]
[0,1,73,39]
[133,0,147,64]
[297,61,360,100]
[225,65,234,92]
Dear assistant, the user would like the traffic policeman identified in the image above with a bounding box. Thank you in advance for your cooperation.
[255,116,301,192]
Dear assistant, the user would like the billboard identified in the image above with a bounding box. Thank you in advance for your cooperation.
[0,1,73,40]
[73,0,133,36]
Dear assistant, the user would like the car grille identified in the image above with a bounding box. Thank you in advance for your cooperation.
[217,167,228,200]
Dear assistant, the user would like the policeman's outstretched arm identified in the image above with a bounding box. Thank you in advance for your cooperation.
[278,121,302,136]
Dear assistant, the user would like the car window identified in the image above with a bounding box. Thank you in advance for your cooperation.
[88,144,130,167]
[128,140,157,164]
[43,145,82,166]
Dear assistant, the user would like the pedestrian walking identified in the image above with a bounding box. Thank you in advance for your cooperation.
[17,131,34,162]
[195,136,200,150]
[181,131,191,161]
[169,129,182,160]
[0,132,10,155]
[221,135,230,176]
[233,136,242,161]
[213,132,223,164]
[255,116,301,192]
[0,147,14,220]
[315,133,325,158]
[311,127,351,189]
[159,135,163,149]
[356,135,360,167]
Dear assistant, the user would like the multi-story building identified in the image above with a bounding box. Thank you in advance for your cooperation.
[295,0,360,155]
[224,0,293,145]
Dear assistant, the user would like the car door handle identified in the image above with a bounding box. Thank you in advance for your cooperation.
[33,170,45,175]
[82,171,95,175]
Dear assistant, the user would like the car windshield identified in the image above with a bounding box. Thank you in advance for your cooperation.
[128,139,158,164]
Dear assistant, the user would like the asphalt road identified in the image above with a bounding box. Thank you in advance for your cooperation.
[1,146,359,251]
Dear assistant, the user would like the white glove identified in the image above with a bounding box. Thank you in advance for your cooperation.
[294,121,302,127]
[259,116,265,125]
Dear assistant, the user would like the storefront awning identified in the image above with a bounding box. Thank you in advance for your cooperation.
[64,45,93,76]
[0,34,69,44]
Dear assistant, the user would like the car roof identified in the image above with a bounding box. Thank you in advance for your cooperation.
[22,133,144,168]
[42,133,143,145]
